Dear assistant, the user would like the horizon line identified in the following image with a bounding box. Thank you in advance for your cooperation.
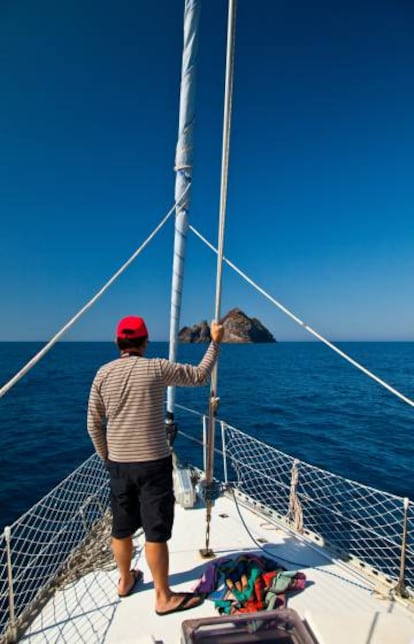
[1,339,413,344]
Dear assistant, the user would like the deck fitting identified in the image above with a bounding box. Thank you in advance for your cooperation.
[199,548,215,559]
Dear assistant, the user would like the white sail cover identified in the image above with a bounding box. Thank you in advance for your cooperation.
[167,0,201,415]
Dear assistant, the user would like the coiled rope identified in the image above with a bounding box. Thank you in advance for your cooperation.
[286,459,304,532]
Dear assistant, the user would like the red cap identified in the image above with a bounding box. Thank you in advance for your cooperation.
[116,316,148,339]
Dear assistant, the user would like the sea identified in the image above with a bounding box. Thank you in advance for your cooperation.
[1,341,413,530]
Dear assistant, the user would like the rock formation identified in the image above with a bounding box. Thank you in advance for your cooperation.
[178,308,276,343]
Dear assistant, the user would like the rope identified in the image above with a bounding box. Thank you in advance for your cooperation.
[0,189,189,400]
[286,459,304,533]
[190,225,414,410]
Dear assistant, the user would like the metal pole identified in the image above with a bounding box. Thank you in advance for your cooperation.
[221,421,228,486]
[394,497,409,598]
[4,526,17,643]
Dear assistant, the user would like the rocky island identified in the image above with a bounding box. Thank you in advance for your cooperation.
[178,308,276,343]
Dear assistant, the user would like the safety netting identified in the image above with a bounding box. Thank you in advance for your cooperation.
[223,423,413,593]
[0,455,110,642]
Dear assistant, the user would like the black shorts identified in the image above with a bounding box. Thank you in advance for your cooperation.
[106,456,174,542]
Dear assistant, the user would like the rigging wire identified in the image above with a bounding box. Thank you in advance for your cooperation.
[0,189,189,400]
[190,225,414,410]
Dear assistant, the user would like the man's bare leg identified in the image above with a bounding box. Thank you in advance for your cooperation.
[112,536,137,596]
[145,541,201,613]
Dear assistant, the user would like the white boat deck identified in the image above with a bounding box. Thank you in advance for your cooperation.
[21,494,414,644]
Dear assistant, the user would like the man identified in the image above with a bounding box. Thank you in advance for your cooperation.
[87,315,224,615]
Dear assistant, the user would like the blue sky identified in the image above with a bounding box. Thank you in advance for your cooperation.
[1,0,413,341]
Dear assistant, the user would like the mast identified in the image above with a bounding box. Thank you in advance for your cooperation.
[167,0,201,422]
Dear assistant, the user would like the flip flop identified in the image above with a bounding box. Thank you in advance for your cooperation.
[118,569,143,598]
[155,593,203,616]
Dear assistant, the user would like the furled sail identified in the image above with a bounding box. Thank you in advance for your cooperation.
[167,0,201,418]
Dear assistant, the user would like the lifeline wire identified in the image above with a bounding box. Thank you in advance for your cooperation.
[190,224,414,410]
[0,189,189,400]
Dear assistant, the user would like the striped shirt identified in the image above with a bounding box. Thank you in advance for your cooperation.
[87,341,219,462]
